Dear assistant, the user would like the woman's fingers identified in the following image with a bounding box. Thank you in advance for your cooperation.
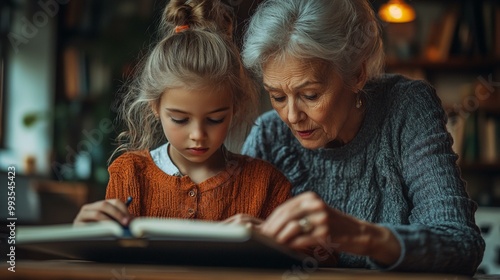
[73,199,131,226]
[272,209,330,246]
[274,218,303,243]
[259,191,341,251]
[262,191,394,260]
[261,191,326,237]
[260,193,307,234]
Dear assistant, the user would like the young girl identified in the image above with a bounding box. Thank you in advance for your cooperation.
[73,0,291,226]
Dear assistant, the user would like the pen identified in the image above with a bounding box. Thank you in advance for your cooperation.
[125,196,133,207]
[123,196,133,237]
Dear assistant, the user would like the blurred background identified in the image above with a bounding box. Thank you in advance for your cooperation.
[0,0,266,224]
[0,0,499,219]
[0,0,499,274]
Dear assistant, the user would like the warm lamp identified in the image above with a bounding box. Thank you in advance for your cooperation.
[378,0,416,23]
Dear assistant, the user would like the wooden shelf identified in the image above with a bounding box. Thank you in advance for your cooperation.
[479,104,500,115]
[460,162,500,173]
[386,57,500,72]
[444,103,500,115]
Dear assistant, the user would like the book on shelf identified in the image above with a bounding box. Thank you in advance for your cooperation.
[462,1,488,56]
[62,46,91,100]
[481,1,495,55]
[17,217,306,268]
[64,0,103,33]
[424,1,499,61]
[64,0,86,30]
[446,113,466,163]
[63,46,112,99]
[462,112,479,164]
[495,5,500,58]
[445,80,500,166]
[88,56,111,96]
[424,4,460,62]
[62,46,80,100]
[481,115,498,163]
[453,111,500,165]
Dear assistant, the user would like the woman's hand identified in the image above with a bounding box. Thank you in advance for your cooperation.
[73,199,132,226]
[222,214,264,230]
[260,191,401,266]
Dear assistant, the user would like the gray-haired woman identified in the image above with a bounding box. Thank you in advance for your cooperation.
[241,0,484,275]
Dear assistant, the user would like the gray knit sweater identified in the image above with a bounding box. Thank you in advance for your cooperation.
[241,74,485,275]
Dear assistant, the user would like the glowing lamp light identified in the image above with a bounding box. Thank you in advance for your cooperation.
[378,0,416,23]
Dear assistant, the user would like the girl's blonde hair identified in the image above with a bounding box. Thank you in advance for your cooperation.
[110,0,258,162]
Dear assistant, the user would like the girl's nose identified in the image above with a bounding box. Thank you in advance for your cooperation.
[189,123,207,141]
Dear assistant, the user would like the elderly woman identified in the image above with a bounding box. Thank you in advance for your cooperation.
[240,0,485,275]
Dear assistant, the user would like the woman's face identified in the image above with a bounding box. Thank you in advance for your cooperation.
[262,55,360,149]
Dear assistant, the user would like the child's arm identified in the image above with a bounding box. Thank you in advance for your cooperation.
[73,158,133,226]
[260,167,293,219]
[73,199,131,226]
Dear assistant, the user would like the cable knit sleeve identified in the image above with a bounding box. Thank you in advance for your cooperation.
[105,158,125,201]
[104,153,142,217]
[259,162,292,219]
[366,80,485,275]
[242,111,311,194]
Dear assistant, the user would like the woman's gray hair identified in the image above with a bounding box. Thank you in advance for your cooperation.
[242,0,384,86]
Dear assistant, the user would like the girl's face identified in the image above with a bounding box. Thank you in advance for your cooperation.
[262,55,360,149]
[155,85,233,170]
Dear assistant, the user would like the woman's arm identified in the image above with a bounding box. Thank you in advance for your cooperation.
[370,81,485,275]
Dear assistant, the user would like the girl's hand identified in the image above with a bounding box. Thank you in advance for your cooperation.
[260,191,401,266]
[222,214,264,231]
[73,199,132,226]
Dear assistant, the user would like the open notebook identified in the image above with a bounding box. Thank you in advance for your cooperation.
[17,217,306,268]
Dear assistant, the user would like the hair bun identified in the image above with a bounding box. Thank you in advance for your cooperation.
[169,1,194,26]
[161,0,235,37]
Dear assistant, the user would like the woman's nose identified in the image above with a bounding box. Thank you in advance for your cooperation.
[287,100,304,124]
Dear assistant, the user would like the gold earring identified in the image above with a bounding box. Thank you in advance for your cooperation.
[355,91,363,109]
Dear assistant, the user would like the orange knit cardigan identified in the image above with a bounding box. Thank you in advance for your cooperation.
[105,150,291,220]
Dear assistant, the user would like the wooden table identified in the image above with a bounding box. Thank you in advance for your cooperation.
[0,260,479,280]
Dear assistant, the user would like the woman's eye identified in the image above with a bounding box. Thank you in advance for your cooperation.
[171,118,188,124]
[208,118,224,124]
[303,94,318,101]
[271,95,286,102]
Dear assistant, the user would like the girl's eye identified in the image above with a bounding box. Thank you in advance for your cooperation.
[208,118,224,124]
[171,118,188,124]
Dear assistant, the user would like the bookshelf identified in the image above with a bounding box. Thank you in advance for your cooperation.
[52,0,167,187]
[380,0,500,207]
